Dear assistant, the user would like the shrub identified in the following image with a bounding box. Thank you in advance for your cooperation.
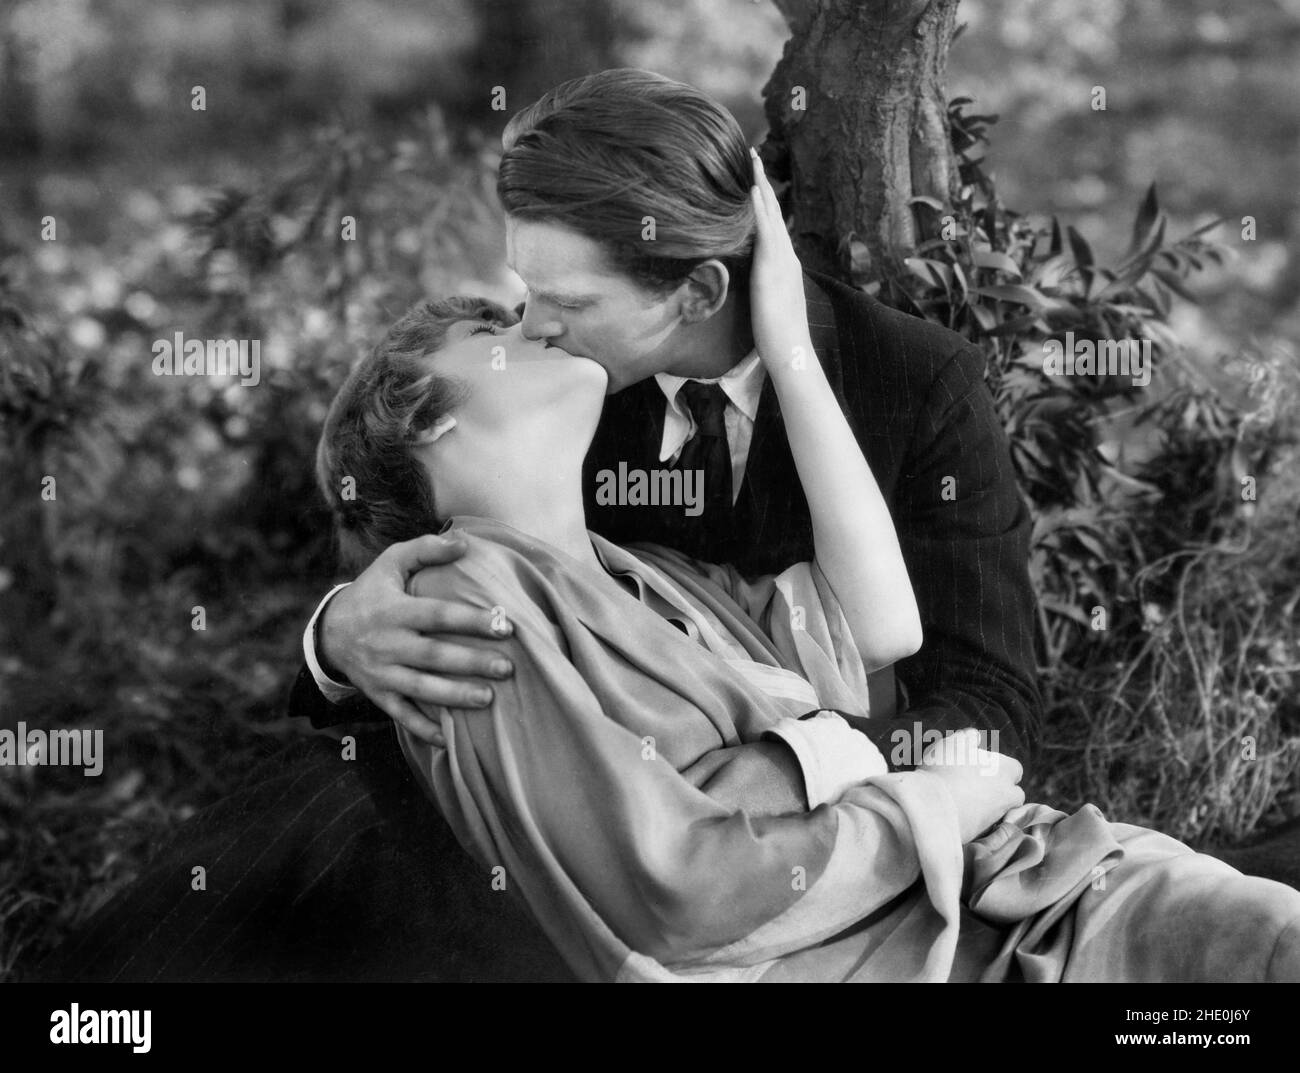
[863,99,1300,839]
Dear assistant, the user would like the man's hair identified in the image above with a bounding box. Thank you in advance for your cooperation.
[498,68,756,295]
[316,295,517,571]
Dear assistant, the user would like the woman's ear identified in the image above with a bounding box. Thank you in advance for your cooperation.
[411,414,458,446]
[676,260,731,323]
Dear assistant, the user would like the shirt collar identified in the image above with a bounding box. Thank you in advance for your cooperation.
[653,349,765,423]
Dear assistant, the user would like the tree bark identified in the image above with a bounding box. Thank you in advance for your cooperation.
[762,0,961,287]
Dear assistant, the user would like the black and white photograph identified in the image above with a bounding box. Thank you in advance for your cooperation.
[2,0,1300,1039]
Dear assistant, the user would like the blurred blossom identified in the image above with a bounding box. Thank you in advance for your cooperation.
[1195,14,1233,43]
[123,291,158,323]
[206,249,245,293]
[11,0,105,79]
[88,266,123,309]
[157,223,193,257]
[168,186,211,218]
[1066,175,1109,208]
[176,465,202,491]
[68,316,106,350]
[1236,243,1289,292]
[260,334,293,370]
[395,229,423,255]
[123,190,164,226]
[34,244,71,274]
[303,308,333,339]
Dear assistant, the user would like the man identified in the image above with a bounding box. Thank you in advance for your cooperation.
[292,68,1042,772]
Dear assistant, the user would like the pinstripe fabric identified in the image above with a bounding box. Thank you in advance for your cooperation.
[33,731,575,982]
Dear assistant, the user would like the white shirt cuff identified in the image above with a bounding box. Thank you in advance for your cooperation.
[303,583,358,704]
[763,711,887,808]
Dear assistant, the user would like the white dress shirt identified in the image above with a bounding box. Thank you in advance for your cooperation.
[305,352,769,698]
[653,348,765,504]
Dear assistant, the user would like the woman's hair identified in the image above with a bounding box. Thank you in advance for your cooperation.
[498,68,756,294]
[316,295,517,572]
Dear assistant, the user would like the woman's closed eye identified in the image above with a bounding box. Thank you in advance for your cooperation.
[467,322,502,337]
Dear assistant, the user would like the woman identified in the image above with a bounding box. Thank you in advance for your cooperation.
[315,157,1300,983]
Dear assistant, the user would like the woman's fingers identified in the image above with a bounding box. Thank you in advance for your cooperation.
[749,148,773,222]
[750,147,782,220]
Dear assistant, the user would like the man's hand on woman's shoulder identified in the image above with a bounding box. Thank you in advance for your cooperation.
[317,534,516,745]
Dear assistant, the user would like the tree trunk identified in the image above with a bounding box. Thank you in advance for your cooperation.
[761,0,961,288]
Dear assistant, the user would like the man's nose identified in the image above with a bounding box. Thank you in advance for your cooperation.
[519,302,563,343]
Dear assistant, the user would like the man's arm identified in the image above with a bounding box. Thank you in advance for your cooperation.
[867,343,1043,770]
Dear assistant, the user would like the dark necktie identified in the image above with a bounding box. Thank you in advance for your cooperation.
[675,381,733,538]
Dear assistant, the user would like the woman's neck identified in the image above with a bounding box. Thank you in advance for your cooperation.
[465,472,603,575]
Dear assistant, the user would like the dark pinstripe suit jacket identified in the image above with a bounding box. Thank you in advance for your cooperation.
[292,269,1043,766]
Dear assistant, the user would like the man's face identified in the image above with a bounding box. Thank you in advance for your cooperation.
[505,217,688,394]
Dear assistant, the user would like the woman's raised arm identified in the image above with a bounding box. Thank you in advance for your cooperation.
[746,149,922,673]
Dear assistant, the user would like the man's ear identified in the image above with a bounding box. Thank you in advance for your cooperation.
[676,260,731,323]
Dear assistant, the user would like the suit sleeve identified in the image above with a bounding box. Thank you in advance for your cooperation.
[879,343,1043,768]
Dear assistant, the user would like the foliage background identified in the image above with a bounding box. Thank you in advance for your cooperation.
[1,0,1298,979]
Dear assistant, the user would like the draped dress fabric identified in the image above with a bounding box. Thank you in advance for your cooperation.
[398,516,1300,983]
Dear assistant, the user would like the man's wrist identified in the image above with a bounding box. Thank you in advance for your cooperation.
[315,589,350,683]
[303,583,358,703]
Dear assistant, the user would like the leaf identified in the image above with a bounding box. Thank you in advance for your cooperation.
[971,249,1022,278]
[1040,595,1094,627]
[968,302,997,332]
[971,284,1048,310]
[1073,528,1109,561]
[1086,266,1117,303]
[950,260,969,305]
[1151,267,1198,303]
[1066,225,1094,269]
[1129,183,1160,254]
[1136,215,1167,261]
[981,312,1044,337]
[1031,253,1076,291]
[1144,279,1172,318]
[1187,216,1227,239]
[904,257,954,295]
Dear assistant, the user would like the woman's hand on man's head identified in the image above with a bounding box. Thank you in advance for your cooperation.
[748,147,815,373]
[317,534,517,746]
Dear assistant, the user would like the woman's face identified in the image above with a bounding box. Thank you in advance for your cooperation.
[413,319,608,511]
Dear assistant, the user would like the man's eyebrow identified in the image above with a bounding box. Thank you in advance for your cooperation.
[525,283,598,305]
[504,262,595,305]
[539,289,597,305]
